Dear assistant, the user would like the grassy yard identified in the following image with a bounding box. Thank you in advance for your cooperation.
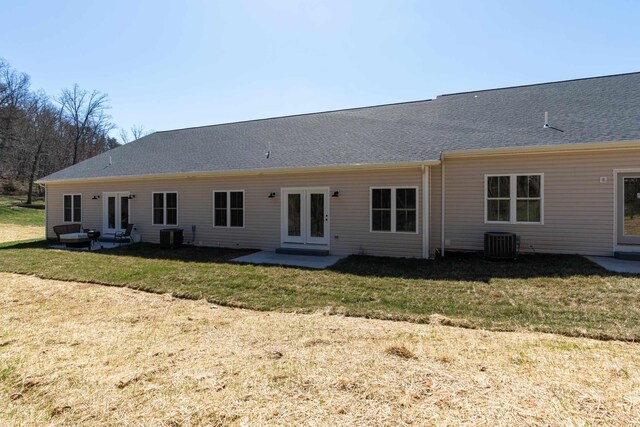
[0,195,45,227]
[2,272,638,425]
[1,239,639,341]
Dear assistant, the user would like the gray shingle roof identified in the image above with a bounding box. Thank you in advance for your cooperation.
[40,72,640,182]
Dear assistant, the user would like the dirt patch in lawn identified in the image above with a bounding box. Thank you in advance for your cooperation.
[1,273,638,426]
[0,224,43,243]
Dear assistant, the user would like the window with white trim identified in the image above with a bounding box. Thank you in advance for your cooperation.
[213,190,244,227]
[152,192,178,225]
[63,194,82,223]
[486,174,542,223]
[370,187,417,233]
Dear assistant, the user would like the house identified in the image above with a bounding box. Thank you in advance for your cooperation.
[38,72,640,258]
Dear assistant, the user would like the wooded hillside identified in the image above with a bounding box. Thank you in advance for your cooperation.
[0,58,122,203]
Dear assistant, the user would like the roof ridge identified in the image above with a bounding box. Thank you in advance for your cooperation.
[154,98,434,134]
[438,71,640,98]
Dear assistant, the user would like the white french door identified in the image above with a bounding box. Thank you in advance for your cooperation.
[281,188,329,247]
[103,192,130,234]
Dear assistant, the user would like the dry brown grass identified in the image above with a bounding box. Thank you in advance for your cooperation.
[1,273,639,426]
[0,224,42,243]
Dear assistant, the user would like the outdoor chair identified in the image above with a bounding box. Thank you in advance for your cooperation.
[114,224,134,246]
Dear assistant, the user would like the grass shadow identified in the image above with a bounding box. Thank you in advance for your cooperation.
[330,251,618,282]
[91,242,257,263]
[0,239,622,283]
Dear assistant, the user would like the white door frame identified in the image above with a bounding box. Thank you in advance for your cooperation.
[614,169,640,251]
[103,191,130,234]
[280,187,330,248]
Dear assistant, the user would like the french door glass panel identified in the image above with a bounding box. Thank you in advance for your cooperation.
[108,196,116,229]
[120,196,129,229]
[309,193,325,238]
[283,189,328,245]
[624,177,640,237]
[287,193,302,238]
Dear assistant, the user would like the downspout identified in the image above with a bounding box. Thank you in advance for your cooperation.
[440,152,445,257]
[421,165,430,259]
[44,184,48,239]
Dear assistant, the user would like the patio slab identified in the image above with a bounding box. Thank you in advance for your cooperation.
[232,250,343,269]
[49,241,132,251]
[586,256,640,274]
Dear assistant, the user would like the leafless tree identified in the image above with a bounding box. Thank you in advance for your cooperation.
[119,124,150,144]
[0,58,130,200]
[21,93,60,203]
[0,59,31,161]
[58,83,114,165]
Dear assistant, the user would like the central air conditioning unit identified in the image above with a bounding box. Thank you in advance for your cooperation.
[484,232,519,259]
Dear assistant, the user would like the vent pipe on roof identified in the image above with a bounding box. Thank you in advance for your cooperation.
[542,112,564,133]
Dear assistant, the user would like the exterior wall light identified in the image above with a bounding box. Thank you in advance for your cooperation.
[332,191,340,198]
[268,192,277,198]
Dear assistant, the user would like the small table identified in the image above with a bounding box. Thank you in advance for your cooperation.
[59,232,91,249]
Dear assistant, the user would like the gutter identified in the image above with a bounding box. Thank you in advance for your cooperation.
[37,160,442,185]
[444,139,640,158]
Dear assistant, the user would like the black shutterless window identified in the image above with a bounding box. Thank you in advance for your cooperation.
[371,188,417,233]
[214,191,228,227]
[63,194,81,222]
[486,175,542,224]
[395,188,417,232]
[166,193,178,225]
[230,191,243,227]
[153,192,178,225]
[371,189,392,231]
[214,191,244,227]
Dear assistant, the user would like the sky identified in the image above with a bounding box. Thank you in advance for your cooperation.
[1,0,639,140]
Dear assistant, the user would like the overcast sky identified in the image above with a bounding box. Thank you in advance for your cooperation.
[2,0,639,139]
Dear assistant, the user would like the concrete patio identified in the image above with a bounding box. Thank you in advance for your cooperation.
[232,250,343,269]
[49,240,133,251]
[586,256,640,274]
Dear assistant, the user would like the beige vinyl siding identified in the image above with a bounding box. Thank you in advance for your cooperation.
[45,168,425,258]
[442,149,640,256]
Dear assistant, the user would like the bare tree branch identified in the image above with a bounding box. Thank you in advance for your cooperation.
[58,83,113,164]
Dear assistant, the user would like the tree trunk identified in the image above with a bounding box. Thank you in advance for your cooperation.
[27,139,44,205]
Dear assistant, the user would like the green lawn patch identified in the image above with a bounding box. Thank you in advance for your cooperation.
[1,239,639,341]
[0,196,45,226]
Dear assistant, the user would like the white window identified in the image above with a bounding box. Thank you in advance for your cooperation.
[370,187,418,233]
[213,190,244,228]
[485,174,543,224]
[152,192,178,225]
[63,194,82,223]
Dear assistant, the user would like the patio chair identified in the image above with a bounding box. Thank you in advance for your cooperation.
[114,224,134,246]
